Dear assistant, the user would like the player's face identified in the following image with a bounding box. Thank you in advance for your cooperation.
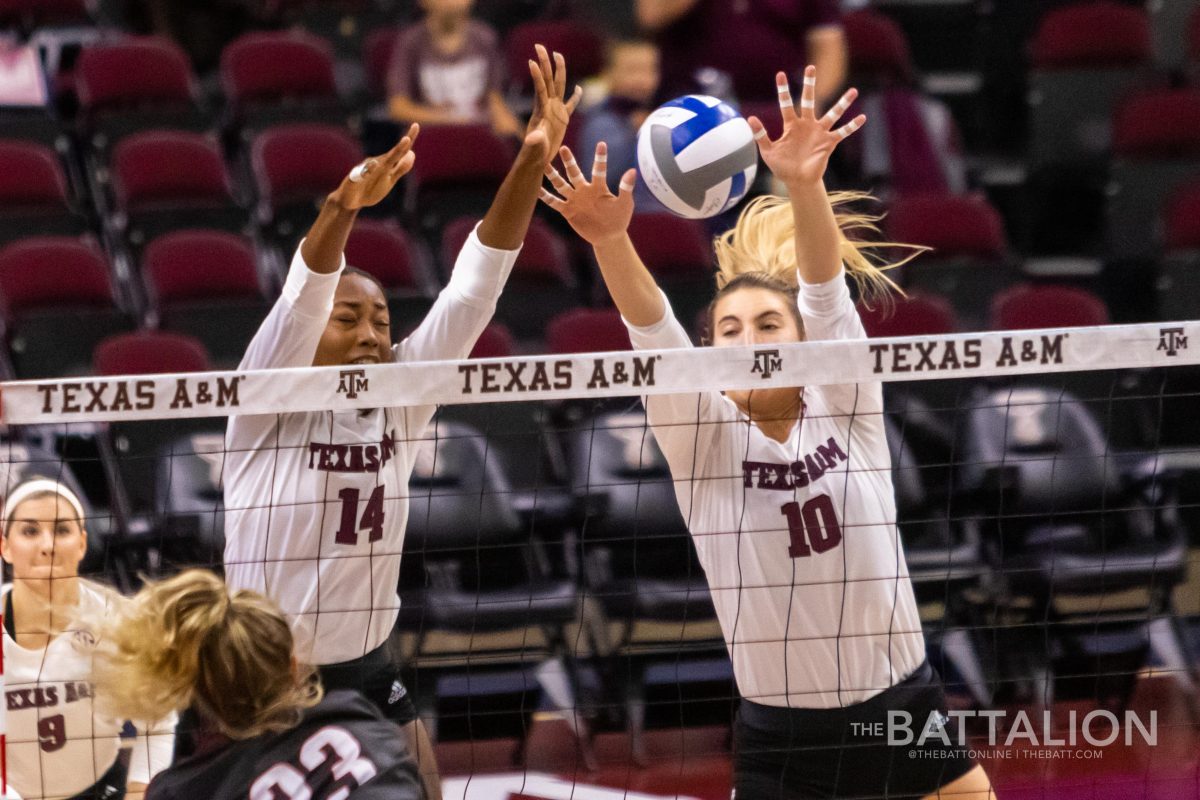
[420,0,474,21]
[313,273,392,367]
[2,494,86,581]
[710,287,804,348]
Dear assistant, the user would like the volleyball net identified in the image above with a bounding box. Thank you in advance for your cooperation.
[1,319,1199,794]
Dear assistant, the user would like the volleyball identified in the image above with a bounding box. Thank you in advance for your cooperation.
[636,94,759,219]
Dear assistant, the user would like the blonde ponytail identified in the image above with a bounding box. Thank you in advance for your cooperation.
[712,192,924,308]
[88,569,321,740]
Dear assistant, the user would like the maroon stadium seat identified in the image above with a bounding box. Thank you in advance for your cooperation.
[1190,6,1200,65]
[886,193,1013,328]
[0,138,84,244]
[75,38,202,145]
[0,0,90,29]
[505,20,604,96]
[1164,181,1200,253]
[363,26,404,100]
[109,130,242,245]
[345,219,424,290]
[141,229,265,365]
[887,193,1007,260]
[252,123,363,248]
[843,9,913,85]
[546,308,631,354]
[989,284,1109,331]
[627,214,710,280]
[1159,180,1200,321]
[0,235,133,377]
[1107,88,1200,261]
[858,292,959,338]
[221,31,338,115]
[405,125,513,236]
[93,330,211,376]
[469,322,515,359]
[442,215,577,339]
[1030,1,1151,69]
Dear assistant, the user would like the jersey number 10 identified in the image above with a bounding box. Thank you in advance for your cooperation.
[780,494,842,558]
[335,486,385,545]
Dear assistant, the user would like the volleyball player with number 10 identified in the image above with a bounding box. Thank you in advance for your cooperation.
[222,44,581,800]
[541,66,996,799]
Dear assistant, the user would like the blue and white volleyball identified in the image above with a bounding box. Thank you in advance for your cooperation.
[636,95,758,219]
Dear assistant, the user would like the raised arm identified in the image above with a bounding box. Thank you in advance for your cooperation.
[237,128,419,372]
[747,66,863,287]
[540,141,663,326]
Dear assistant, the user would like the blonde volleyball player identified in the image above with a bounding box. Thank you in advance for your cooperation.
[1,478,175,800]
[223,45,581,800]
[540,66,994,799]
[85,570,424,800]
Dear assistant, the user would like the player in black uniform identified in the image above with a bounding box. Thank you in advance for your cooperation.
[85,569,423,800]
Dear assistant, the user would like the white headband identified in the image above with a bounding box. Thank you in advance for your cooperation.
[3,480,85,527]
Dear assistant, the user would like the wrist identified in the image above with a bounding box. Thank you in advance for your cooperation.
[591,232,631,254]
[324,189,361,216]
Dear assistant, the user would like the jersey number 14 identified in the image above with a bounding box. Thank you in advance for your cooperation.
[780,494,842,558]
[335,486,385,545]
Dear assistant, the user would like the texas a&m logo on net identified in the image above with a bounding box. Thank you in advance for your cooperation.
[751,349,783,380]
[1157,327,1188,357]
[337,369,369,399]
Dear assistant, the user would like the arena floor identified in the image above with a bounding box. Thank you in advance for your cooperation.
[437,671,1200,800]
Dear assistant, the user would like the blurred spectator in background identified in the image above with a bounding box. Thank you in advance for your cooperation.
[635,0,846,104]
[387,0,523,139]
[577,39,660,196]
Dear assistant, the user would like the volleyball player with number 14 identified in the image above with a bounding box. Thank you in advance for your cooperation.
[541,66,995,799]
[222,45,581,800]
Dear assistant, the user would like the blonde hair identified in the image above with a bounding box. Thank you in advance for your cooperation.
[87,569,321,739]
[712,192,923,308]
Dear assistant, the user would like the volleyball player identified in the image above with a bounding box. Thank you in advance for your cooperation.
[2,478,175,799]
[540,66,995,799]
[222,45,581,800]
[86,569,423,800]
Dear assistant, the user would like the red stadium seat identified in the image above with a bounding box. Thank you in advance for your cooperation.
[1112,88,1200,159]
[858,292,959,338]
[75,38,202,145]
[843,10,913,84]
[887,193,1006,259]
[0,0,90,29]
[505,20,604,96]
[886,193,1014,328]
[142,229,259,306]
[1107,88,1200,262]
[1030,2,1151,70]
[405,125,514,236]
[345,219,424,291]
[546,308,631,354]
[1164,181,1200,252]
[0,236,133,377]
[363,26,404,100]
[251,123,363,247]
[93,330,211,376]
[442,216,577,339]
[112,131,233,211]
[627,213,711,279]
[469,322,515,359]
[0,138,84,244]
[109,130,243,245]
[989,284,1109,331]
[221,31,339,114]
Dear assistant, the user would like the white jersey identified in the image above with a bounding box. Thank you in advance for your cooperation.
[624,270,924,709]
[224,227,519,665]
[3,583,175,799]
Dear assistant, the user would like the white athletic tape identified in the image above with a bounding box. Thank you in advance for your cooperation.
[349,162,370,183]
[5,322,1198,423]
[619,179,635,193]
[594,154,607,163]
[838,119,862,138]
[803,76,817,86]
[753,127,769,140]
[800,99,816,110]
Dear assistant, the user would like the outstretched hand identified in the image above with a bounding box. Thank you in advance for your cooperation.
[747,66,864,189]
[539,142,637,246]
[525,44,583,163]
[329,123,420,210]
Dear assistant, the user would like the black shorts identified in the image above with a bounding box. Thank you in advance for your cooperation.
[734,660,976,800]
[68,752,127,799]
[317,641,419,726]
